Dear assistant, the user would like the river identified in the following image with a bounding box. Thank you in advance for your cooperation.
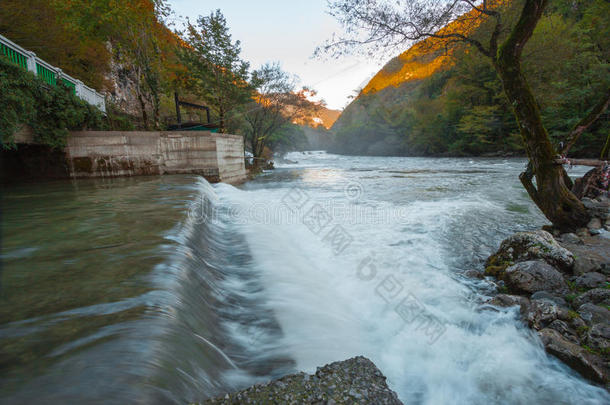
[1,152,608,404]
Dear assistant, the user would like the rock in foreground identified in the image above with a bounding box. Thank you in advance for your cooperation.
[203,357,403,404]
[486,228,610,388]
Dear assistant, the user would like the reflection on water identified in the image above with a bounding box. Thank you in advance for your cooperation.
[1,176,198,402]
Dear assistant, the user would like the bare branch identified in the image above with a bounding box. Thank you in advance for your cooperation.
[317,0,502,59]
[561,88,610,156]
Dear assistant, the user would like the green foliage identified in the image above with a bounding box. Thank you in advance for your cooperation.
[332,0,609,157]
[268,124,309,152]
[179,10,252,132]
[242,63,322,157]
[565,293,577,304]
[0,56,105,149]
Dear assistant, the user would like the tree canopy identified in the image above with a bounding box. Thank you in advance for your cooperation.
[179,10,253,133]
[243,63,324,159]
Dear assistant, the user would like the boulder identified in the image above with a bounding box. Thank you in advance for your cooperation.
[586,323,610,352]
[560,235,610,275]
[559,233,583,245]
[503,261,568,295]
[581,197,610,220]
[526,299,570,330]
[531,291,567,307]
[548,319,579,344]
[538,328,607,383]
[203,357,403,405]
[572,169,610,201]
[588,217,603,231]
[464,269,484,279]
[487,294,530,315]
[486,230,574,276]
[578,303,610,326]
[573,288,610,308]
[574,272,607,289]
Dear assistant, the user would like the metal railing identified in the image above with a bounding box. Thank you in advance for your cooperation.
[0,33,106,113]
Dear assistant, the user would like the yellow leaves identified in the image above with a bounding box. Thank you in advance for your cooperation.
[362,0,509,95]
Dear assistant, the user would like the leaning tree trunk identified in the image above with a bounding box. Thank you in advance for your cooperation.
[218,105,225,133]
[494,0,590,230]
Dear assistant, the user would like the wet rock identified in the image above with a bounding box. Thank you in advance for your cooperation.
[503,261,568,296]
[487,294,530,315]
[560,235,610,275]
[203,356,403,404]
[485,230,574,276]
[568,314,588,333]
[575,254,607,275]
[486,228,610,387]
[560,233,583,245]
[578,303,610,326]
[574,272,607,289]
[464,269,484,279]
[538,328,607,383]
[588,217,603,231]
[526,299,570,330]
[586,323,610,352]
[573,169,610,201]
[581,197,610,220]
[531,291,567,307]
[573,288,610,308]
[548,319,579,344]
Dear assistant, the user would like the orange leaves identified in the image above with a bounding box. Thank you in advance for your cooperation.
[361,0,508,95]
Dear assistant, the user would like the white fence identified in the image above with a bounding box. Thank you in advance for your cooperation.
[0,33,106,113]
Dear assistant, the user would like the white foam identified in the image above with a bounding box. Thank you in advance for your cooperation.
[212,156,609,404]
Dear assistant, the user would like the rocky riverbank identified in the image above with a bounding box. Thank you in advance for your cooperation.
[483,197,610,388]
[202,357,402,404]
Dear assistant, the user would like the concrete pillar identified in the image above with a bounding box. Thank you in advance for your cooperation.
[26,51,37,75]
[75,80,84,98]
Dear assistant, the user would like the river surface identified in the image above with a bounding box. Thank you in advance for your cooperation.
[1,153,608,404]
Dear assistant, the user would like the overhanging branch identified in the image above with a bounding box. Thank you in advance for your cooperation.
[561,88,610,156]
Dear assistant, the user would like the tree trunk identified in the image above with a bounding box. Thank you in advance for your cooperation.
[137,92,149,131]
[219,106,225,133]
[494,0,589,230]
[601,133,610,160]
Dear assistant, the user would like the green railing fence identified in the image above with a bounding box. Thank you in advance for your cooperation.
[1,42,27,69]
[36,62,57,86]
[0,33,105,111]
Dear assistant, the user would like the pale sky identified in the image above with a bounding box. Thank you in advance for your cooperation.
[166,0,386,110]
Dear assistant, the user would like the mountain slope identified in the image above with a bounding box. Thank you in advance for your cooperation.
[330,0,609,157]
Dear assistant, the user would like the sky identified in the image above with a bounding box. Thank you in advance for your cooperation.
[166,0,388,110]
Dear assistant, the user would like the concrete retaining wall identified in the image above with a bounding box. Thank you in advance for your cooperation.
[66,131,246,183]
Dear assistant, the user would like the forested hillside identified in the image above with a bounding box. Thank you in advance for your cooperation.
[331,0,609,157]
[0,1,332,155]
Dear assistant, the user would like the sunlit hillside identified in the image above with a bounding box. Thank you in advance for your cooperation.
[331,0,609,157]
[360,3,492,95]
[315,107,341,129]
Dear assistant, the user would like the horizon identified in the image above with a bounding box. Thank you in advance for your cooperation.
[166,0,387,110]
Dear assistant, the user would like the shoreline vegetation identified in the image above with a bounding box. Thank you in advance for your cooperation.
[481,201,610,387]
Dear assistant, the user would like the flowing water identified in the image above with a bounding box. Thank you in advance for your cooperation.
[1,153,608,404]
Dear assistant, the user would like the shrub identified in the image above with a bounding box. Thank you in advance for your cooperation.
[0,55,106,149]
